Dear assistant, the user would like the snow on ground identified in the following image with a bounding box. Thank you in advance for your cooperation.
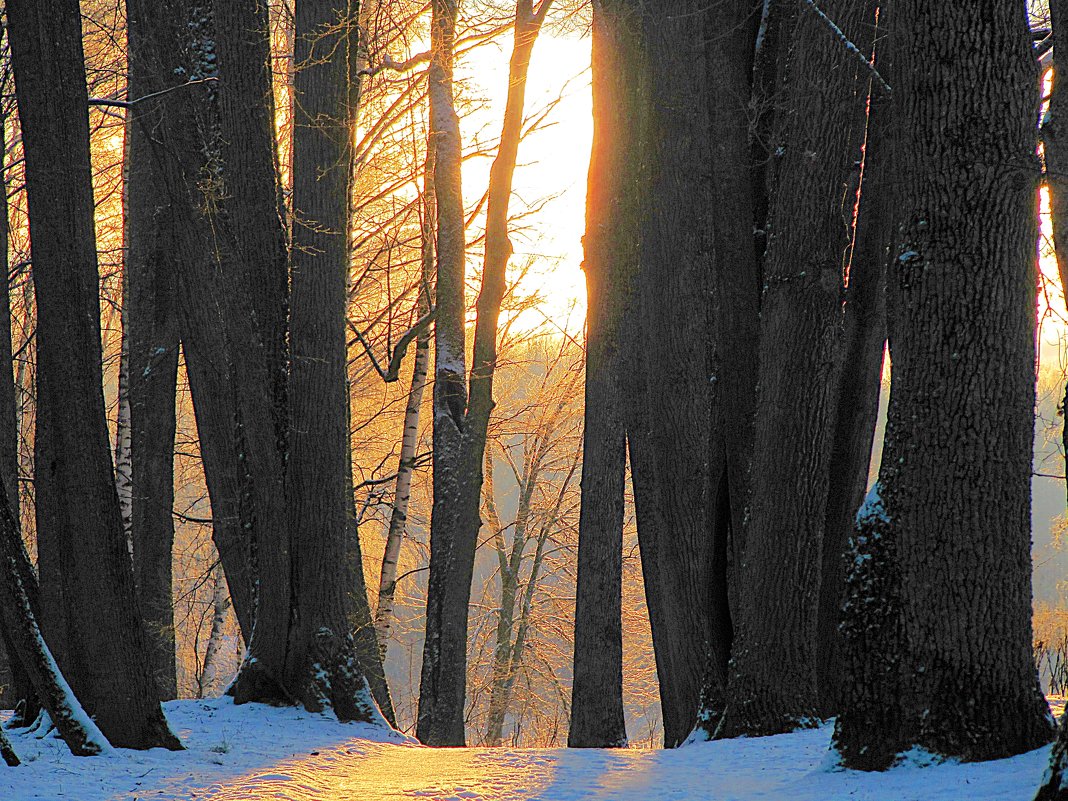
[0,698,1054,800]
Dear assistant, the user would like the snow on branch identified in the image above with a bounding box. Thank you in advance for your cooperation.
[88,76,218,109]
[801,0,891,96]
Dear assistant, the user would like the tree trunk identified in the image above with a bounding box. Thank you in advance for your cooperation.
[714,0,873,739]
[689,0,763,740]
[267,0,384,723]
[1047,0,1068,512]
[623,1,756,751]
[1039,4,1068,794]
[7,0,180,750]
[212,0,290,453]
[835,0,1053,768]
[126,3,182,703]
[418,0,549,746]
[0,474,110,756]
[815,43,892,719]
[199,562,232,698]
[124,0,256,646]
[375,175,433,660]
[567,0,640,752]
[0,71,39,728]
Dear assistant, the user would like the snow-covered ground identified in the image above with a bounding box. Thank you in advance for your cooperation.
[0,698,1054,800]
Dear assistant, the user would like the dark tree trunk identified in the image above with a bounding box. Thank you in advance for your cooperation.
[124,1,257,647]
[212,0,290,451]
[417,0,471,746]
[0,466,110,756]
[418,0,549,746]
[835,0,1053,768]
[6,0,180,750]
[0,722,16,765]
[569,0,640,752]
[714,0,873,739]
[272,0,383,723]
[0,71,39,727]
[815,46,892,719]
[126,0,182,703]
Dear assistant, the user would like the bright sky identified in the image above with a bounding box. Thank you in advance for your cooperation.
[456,29,592,335]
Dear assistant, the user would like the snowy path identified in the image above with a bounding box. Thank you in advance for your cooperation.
[0,698,1053,800]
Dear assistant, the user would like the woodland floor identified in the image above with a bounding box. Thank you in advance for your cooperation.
[0,697,1056,800]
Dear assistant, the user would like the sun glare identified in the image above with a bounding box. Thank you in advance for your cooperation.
[457,31,592,336]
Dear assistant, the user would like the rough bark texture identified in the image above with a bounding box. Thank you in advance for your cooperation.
[418,0,548,746]
[815,42,891,719]
[125,0,256,645]
[7,0,180,750]
[835,1,1053,768]
[0,472,110,756]
[126,3,182,702]
[715,0,873,739]
[687,0,763,740]
[275,0,383,722]
[568,2,639,754]
[212,0,290,452]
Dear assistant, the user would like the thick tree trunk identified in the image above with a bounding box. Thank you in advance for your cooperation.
[689,0,763,739]
[126,6,182,703]
[568,0,640,751]
[418,0,549,746]
[815,51,891,719]
[124,0,256,646]
[835,1,1053,768]
[7,0,180,750]
[567,0,640,750]
[266,0,384,723]
[714,0,873,739]
[0,476,110,756]
[212,0,290,452]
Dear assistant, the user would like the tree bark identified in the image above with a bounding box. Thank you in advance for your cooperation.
[567,0,639,750]
[6,0,180,750]
[815,39,892,718]
[198,562,232,698]
[124,0,256,646]
[126,2,182,702]
[835,0,1053,768]
[418,0,549,746]
[375,168,433,661]
[0,473,110,756]
[253,0,384,723]
[0,68,39,728]
[714,0,873,739]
